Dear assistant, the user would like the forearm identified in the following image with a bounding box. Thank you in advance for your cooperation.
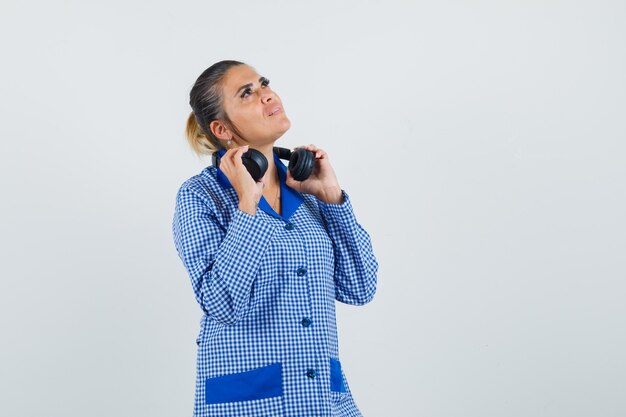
[173,186,277,324]
[318,190,379,304]
[196,209,276,323]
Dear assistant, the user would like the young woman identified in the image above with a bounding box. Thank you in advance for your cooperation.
[172,60,378,417]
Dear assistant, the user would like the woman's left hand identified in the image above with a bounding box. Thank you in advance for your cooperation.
[285,144,344,204]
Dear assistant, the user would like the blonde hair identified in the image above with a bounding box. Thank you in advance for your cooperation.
[185,111,220,155]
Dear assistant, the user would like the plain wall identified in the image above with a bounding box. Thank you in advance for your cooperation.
[1,0,624,416]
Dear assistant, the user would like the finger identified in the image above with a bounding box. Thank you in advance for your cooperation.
[227,145,248,155]
[285,179,297,191]
[285,170,301,190]
[306,145,326,159]
[220,146,248,174]
[295,144,318,152]
[312,146,326,158]
[296,144,325,158]
[235,145,249,155]
[223,145,242,161]
[231,145,249,165]
[225,144,244,154]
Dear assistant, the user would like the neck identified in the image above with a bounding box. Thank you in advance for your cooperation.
[255,143,278,186]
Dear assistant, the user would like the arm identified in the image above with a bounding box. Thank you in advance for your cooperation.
[318,190,379,305]
[284,144,378,304]
[172,185,277,325]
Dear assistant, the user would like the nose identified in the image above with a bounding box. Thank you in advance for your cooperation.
[261,91,273,104]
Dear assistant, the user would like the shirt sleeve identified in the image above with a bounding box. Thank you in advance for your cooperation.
[172,185,277,325]
[317,190,379,305]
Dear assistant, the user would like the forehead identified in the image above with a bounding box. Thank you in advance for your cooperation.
[222,65,260,93]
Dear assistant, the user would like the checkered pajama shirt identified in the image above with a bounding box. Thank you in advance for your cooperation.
[172,162,378,417]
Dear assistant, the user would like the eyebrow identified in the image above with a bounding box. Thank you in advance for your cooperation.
[234,77,268,97]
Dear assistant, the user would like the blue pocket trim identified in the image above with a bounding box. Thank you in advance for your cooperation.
[205,362,283,404]
[330,358,347,392]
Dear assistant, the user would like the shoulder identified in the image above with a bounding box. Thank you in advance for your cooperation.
[177,166,214,192]
[175,166,239,223]
[174,167,217,210]
[176,166,226,200]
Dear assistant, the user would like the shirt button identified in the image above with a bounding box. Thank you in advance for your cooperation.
[296,267,307,276]
[306,369,317,379]
[301,318,312,327]
[284,222,294,230]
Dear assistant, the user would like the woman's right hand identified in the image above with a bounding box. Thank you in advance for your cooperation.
[218,145,265,215]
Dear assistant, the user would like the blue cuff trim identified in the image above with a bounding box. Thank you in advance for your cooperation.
[205,362,283,404]
[330,358,347,392]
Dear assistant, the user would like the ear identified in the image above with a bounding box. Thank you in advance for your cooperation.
[209,120,231,141]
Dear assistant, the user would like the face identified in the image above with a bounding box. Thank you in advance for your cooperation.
[213,65,291,147]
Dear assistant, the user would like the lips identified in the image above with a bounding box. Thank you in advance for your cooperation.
[268,106,282,116]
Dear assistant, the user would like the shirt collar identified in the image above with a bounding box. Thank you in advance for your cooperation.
[214,148,304,221]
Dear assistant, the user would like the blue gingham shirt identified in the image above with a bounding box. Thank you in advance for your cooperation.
[172,149,378,417]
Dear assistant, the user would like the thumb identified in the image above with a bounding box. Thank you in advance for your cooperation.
[285,171,301,191]
[285,170,295,186]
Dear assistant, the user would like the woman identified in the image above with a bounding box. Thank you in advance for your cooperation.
[172,60,378,417]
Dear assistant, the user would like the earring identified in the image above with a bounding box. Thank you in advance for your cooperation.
[226,139,232,147]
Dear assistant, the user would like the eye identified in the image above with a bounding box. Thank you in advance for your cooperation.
[241,78,270,99]
[241,87,252,98]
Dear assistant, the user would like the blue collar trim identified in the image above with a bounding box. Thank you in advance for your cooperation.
[215,148,232,189]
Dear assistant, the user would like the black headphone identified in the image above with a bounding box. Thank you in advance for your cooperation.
[212,146,316,182]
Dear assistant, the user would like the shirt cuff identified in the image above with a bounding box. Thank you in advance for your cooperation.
[317,189,354,219]
[227,208,276,242]
[214,207,277,282]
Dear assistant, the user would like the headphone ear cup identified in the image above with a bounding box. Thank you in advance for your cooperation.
[241,148,268,182]
[289,148,315,181]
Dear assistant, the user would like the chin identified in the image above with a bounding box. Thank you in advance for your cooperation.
[272,130,289,142]
[257,118,291,143]
[279,118,292,133]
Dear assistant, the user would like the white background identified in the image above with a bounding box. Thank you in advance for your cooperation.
[1,1,624,416]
